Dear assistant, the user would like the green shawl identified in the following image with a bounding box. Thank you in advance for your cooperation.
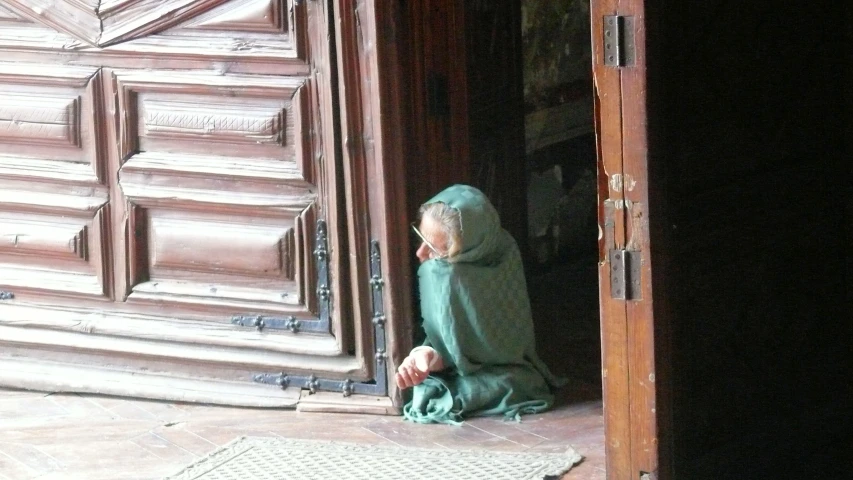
[403,184,564,424]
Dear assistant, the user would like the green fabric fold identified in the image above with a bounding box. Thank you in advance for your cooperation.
[404,184,565,425]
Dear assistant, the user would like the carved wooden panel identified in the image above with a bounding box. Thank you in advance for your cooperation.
[0,1,305,73]
[139,0,305,64]
[182,0,287,33]
[0,0,392,400]
[0,64,102,183]
[0,192,108,298]
[113,70,311,177]
[0,0,234,47]
[125,203,310,311]
[109,69,319,318]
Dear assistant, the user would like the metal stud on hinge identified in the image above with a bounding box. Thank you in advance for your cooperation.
[603,15,636,67]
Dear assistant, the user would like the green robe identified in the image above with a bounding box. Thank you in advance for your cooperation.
[403,184,564,424]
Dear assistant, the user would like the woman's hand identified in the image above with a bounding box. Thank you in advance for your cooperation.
[395,347,443,389]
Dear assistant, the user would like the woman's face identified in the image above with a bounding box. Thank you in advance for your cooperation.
[415,215,449,264]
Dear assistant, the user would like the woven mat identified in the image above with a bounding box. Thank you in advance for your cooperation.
[164,436,583,480]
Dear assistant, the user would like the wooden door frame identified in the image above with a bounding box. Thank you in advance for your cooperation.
[338,0,414,407]
[378,0,674,476]
[592,0,672,478]
[358,2,676,475]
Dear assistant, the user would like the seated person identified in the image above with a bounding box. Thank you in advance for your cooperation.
[398,184,564,424]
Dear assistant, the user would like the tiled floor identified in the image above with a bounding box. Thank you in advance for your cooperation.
[0,387,604,479]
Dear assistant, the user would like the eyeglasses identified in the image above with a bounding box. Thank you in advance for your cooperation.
[411,222,448,259]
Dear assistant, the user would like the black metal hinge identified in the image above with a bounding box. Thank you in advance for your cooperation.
[252,240,389,397]
[603,200,642,301]
[610,249,642,300]
[0,290,14,300]
[603,15,635,67]
[230,219,331,334]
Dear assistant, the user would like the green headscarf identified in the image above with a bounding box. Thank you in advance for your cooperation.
[403,184,565,424]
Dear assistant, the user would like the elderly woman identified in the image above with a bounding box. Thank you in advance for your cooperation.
[397,184,564,424]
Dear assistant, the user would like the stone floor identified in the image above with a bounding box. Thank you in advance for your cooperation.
[0,387,605,480]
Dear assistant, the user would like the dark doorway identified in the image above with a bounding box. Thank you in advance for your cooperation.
[521,1,601,403]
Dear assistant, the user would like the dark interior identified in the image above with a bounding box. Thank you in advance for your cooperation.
[650,0,853,477]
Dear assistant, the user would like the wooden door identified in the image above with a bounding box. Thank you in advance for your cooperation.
[591,0,667,478]
[0,0,404,410]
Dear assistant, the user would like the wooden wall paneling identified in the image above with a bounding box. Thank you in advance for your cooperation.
[107,71,321,318]
[0,354,302,408]
[590,0,632,478]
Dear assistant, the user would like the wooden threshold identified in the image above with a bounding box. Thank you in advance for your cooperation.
[296,390,398,415]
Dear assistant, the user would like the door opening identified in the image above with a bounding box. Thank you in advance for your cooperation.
[521,0,602,405]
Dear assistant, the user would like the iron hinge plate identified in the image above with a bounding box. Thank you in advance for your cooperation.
[230,219,331,334]
[610,249,642,300]
[253,240,389,397]
[603,15,635,67]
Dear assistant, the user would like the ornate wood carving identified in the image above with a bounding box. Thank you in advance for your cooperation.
[141,99,286,147]
[0,63,102,183]
[114,70,304,161]
[0,0,305,75]
[108,69,319,317]
[0,94,81,148]
[0,0,101,46]
[183,0,286,33]
[0,0,400,404]
[0,0,238,47]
